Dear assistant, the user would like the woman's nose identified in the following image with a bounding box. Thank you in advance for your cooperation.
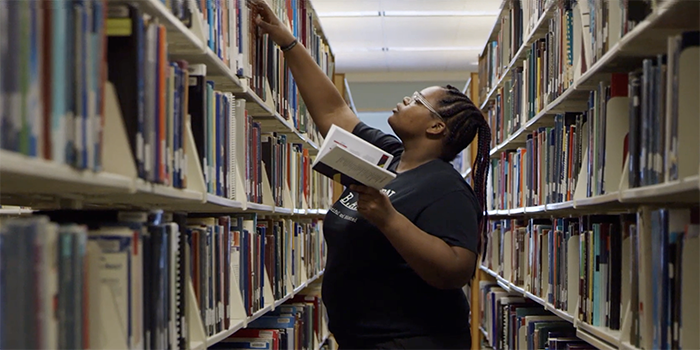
[402,96,410,105]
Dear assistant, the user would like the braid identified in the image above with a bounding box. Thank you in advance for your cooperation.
[437,85,492,265]
[473,123,491,259]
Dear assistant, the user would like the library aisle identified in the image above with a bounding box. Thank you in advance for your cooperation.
[1,0,699,349]
[470,0,700,349]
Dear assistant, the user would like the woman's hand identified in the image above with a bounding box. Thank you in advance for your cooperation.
[252,0,296,47]
[349,185,399,230]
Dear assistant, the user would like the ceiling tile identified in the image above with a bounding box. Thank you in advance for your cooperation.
[335,51,388,72]
[311,0,381,13]
[384,51,450,71]
[382,17,463,49]
[318,17,385,51]
[310,0,501,74]
[379,0,502,12]
[455,16,500,46]
[443,51,481,71]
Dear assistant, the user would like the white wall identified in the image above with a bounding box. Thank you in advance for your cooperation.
[348,80,466,113]
[356,111,396,137]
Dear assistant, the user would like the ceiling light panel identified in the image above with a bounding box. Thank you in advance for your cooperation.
[315,17,384,49]
[334,51,389,72]
[382,17,462,48]
[311,0,381,13]
[378,0,502,12]
[383,51,454,71]
[316,11,381,18]
[383,10,499,17]
[443,54,481,71]
[453,16,503,46]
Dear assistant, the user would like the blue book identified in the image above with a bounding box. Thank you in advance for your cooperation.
[207,81,215,193]
[248,315,296,349]
[216,92,223,196]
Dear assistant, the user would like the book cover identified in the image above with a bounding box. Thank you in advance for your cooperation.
[312,124,396,190]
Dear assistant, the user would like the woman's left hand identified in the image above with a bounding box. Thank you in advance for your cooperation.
[349,184,399,230]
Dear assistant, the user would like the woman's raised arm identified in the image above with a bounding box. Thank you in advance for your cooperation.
[253,0,359,137]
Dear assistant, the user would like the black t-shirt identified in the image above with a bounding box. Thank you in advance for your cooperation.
[321,122,482,344]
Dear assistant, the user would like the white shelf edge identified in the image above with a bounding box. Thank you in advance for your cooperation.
[0,208,34,215]
[274,207,293,215]
[619,341,642,350]
[205,320,246,347]
[621,175,700,201]
[577,329,618,350]
[576,321,622,348]
[525,291,547,307]
[246,202,275,212]
[138,0,205,53]
[574,192,620,208]
[206,194,245,209]
[152,184,205,202]
[190,340,207,350]
[545,302,575,324]
[0,150,135,192]
[509,207,526,215]
[274,292,293,308]
[546,200,576,212]
[525,205,546,214]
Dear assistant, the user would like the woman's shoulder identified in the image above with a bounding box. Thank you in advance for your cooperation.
[413,161,477,199]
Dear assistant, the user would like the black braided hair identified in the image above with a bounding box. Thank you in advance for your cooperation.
[437,85,492,266]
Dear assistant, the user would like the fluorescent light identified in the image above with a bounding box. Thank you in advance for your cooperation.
[388,46,482,52]
[317,10,500,18]
[332,46,483,53]
[332,47,386,53]
[316,11,380,17]
[383,10,500,17]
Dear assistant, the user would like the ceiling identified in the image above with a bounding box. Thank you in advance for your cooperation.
[311,0,503,75]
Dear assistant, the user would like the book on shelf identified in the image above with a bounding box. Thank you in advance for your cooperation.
[312,124,396,190]
[478,281,591,350]
[486,27,700,211]
[478,0,663,113]
[0,0,335,209]
[214,288,330,350]
[480,207,700,350]
[0,210,327,349]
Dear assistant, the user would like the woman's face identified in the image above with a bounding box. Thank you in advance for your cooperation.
[388,86,447,140]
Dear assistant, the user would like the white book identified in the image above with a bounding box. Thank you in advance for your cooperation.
[87,227,134,350]
[225,93,237,200]
[312,124,396,190]
[38,220,60,349]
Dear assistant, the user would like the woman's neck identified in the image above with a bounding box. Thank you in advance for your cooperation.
[396,141,442,173]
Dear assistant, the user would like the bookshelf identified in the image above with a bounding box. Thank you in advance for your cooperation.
[0,0,337,349]
[474,0,699,349]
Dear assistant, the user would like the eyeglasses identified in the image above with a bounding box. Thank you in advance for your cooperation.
[409,91,445,121]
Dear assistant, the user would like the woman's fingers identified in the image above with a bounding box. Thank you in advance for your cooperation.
[255,15,273,32]
[252,0,275,22]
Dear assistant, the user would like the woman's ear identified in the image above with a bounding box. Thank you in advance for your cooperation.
[425,121,447,137]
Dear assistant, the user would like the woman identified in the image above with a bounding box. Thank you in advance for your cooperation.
[255,2,491,349]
